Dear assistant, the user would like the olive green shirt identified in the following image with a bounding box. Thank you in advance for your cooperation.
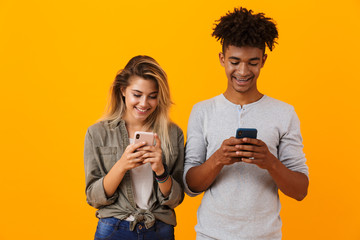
[84,119,185,230]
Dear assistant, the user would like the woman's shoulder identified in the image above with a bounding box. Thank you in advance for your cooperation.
[87,119,123,136]
[167,122,184,148]
[87,120,108,133]
[169,122,182,132]
[168,122,184,137]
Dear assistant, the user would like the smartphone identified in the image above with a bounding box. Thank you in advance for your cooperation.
[236,128,257,140]
[133,131,155,146]
[236,128,257,160]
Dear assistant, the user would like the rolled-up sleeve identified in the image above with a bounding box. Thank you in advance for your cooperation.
[84,129,118,208]
[157,127,185,209]
[278,108,309,178]
[183,104,207,197]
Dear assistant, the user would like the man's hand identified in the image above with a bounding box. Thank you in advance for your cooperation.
[213,137,244,167]
[235,137,278,170]
[186,136,244,193]
[235,137,308,201]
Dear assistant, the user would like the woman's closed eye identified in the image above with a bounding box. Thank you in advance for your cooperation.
[149,95,157,99]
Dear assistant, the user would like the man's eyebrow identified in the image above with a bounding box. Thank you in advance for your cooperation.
[229,56,240,60]
[228,57,261,61]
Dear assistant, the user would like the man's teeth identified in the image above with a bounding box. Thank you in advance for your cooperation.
[234,76,250,81]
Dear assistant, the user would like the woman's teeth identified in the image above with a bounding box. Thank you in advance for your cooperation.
[136,107,148,112]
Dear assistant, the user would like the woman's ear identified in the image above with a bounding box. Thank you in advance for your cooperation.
[120,87,126,98]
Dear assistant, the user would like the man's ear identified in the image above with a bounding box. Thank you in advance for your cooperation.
[219,52,225,67]
[261,54,268,68]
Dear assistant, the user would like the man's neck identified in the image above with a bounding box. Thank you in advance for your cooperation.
[223,89,263,106]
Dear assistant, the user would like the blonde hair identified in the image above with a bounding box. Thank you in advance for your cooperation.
[101,55,174,161]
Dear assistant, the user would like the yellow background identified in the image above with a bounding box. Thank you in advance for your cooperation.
[1,0,359,239]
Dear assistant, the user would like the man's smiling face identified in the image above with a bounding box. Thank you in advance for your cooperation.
[220,45,267,96]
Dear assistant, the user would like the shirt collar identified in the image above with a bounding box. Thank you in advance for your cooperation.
[220,94,267,108]
[109,118,125,130]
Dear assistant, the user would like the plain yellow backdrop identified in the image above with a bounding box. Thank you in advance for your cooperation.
[1,0,360,239]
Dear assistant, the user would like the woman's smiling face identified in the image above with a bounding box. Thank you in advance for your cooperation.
[121,75,159,124]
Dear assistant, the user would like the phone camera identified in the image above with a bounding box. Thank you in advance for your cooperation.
[136,134,140,139]
[237,131,242,137]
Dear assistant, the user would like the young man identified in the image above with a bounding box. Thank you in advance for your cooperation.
[184,7,309,239]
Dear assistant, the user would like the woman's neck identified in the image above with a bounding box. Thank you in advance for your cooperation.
[122,118,148,139]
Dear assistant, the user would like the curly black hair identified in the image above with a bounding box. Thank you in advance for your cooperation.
[212,7,278,53]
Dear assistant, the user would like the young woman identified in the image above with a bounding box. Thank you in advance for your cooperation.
[84,55,184,240]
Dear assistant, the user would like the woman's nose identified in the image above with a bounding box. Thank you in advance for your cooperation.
[139,96,148,106]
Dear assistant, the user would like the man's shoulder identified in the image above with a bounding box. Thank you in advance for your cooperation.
[192,94,223,111]
[262,95,295,113]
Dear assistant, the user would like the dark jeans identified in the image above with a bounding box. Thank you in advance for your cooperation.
[94,217,174,240]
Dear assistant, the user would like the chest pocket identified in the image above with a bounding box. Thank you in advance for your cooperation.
[97,147,118,173]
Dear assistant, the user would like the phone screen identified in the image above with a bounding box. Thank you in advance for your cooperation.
[236,128,257,139]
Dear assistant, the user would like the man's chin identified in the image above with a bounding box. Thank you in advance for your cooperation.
[233,85,250,94]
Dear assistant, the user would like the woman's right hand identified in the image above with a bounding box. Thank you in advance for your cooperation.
[103,141,147,198]
[117,141,148,172]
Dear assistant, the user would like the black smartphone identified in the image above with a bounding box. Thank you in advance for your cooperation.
[236,128,257,140]
[236,128,257,160]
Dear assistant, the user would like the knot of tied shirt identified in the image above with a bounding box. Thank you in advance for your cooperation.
[129,209,156,231]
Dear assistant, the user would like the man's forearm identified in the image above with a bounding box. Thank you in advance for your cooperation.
[268,160,309,201]
[186,152,223,193]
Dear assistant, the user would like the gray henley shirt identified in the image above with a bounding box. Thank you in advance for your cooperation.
[184,94,309,240]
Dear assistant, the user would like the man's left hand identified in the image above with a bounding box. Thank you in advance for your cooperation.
[235,138,279,170]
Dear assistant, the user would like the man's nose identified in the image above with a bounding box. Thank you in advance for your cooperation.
[237,63,250,76]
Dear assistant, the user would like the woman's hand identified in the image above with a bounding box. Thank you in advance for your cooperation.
[141,134,172,197]
[103,141,147,198]
[117,141,148,172]
[141,134,164,175]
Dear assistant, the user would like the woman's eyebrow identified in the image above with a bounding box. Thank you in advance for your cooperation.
[131,89,158,94]
[131,89,143,93]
